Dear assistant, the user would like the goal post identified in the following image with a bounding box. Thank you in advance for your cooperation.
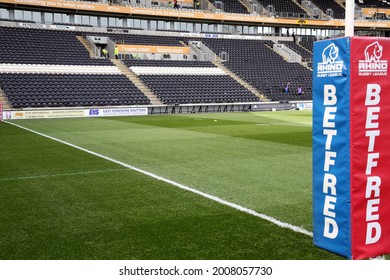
[312,36,390,259]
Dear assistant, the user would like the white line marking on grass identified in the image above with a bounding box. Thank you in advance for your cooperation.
[255,123,311,128]
[0,168,126,181]
[273,122,311,127]
[5,121,313,238]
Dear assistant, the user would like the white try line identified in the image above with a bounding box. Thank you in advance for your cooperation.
[5,120,313,238]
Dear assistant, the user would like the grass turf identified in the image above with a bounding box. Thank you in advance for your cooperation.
[0,111,342,259]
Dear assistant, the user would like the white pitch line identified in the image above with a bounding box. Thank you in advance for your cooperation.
[273,122,312,127]
[0,168,126,181]
[5,121,313,238]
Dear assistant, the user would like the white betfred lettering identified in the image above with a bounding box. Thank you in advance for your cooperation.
[365,84,381,105]
[366,199,380,221]
[323,173,337,196]
[324,217,339,239]
[366,176,381,198]
[366,153,379,175]
[323,107,337,128]
[366,222,381,245]
[323,195,337,218]
[324,85,337,105]
[321,84,339,240]
[366,130,380,152]
[323,129,337,150]
[366,107,380,129]
[324,151,337,172]
[364,84,382,245]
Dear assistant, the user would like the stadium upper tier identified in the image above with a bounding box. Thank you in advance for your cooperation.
[310,0,346,19]
[0,27,112,65]
[356,0,390,8]
[1,0,390,23]
[200,37,312,101]
[0,25,314,109]
[1,0,389,30]
[256,0,308,17]
[209,0,249,14]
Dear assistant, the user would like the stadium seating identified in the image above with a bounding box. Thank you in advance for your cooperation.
[309,0,345,19]
[256,0,308,17]
[200,38,312,101]
[356,0,390,8]
[111,33,312,102]
[0,73,149,108]
[0,26,111,65]
[0,26,151,108]
[140,74,259,104]
[209,0,250,14]
[0,25,315,108]
[278,40,313,62]
[123,59,259,104]
[299,35,316,54]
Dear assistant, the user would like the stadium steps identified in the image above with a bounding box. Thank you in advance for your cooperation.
[0,88,12,109]
[334,0,345,8]
[111,59,163,105]
[238,0,251,13]
[267,42,313,71]
[206,0,215,11]
[299,43,313,55]
[76,36,94,57]
[298,43,313,70]
[292,0,312,16]
[265,42,295,64]
[212,58,268,101]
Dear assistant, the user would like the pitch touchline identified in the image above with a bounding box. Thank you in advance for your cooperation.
[5,121,313,238]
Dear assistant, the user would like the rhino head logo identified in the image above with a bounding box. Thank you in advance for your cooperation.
[364,41,383,62]
[322,43,339,64]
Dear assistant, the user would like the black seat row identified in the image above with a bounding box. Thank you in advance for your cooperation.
[139,74,259,104]
[0,73,150,108]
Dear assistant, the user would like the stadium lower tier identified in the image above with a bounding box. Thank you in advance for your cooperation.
[0,73,150,108]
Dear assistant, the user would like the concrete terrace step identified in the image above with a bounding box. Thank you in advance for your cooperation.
[111,59,163,106]
[213,60,268,101]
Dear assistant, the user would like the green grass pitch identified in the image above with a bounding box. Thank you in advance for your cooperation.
[0,110,385,260]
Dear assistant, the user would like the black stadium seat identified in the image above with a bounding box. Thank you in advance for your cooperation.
[0,26,315,108]
[0,73,150,108]
[123,59,259,104]
[0,26,150,108]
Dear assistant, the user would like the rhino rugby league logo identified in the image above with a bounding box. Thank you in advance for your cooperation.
[359,41,387,76]
[322,43,339,63]
[317,43,344,77]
